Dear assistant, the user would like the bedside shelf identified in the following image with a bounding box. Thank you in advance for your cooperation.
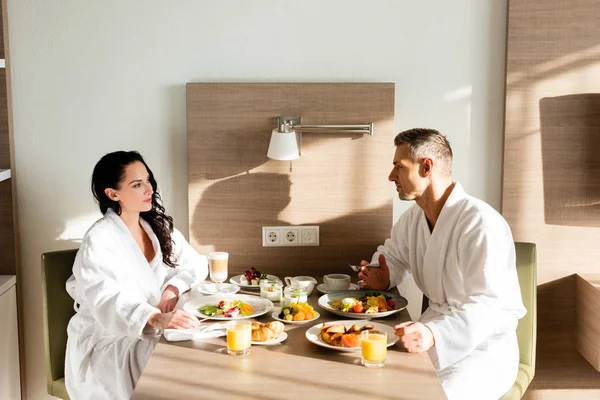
[0,275,15,296]
[0,169,10,183]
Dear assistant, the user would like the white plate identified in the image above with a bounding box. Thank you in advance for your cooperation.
[316,283,360,294]
[197,283,240,295]
[305,320,399,352]
[271,308,320,325]
[230,274,281,289]
[251,331,288,345]
[317,290,408,319]
[183,294,274,320]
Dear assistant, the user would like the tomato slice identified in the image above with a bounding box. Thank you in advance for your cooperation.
[341,334,361,348]
[353,303,364,313]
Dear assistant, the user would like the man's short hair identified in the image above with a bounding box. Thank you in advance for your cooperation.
[394,128,453,176]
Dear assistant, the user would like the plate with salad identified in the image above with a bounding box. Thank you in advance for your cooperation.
[317,290,408,319]
[183,294,274,320]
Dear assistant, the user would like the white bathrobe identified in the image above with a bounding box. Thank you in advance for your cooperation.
[65,209,208,400]
[373,182,526,400]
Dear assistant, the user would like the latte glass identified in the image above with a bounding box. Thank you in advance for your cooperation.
[208,252,228,291]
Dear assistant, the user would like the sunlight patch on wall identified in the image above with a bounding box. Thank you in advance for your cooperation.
[443,85,472,102]
[57,213,101,242]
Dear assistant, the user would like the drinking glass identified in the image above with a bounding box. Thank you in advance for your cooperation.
[260,279,283,302]
[227,320,252,356]
[361,329,387,368]
[208,252,228,291]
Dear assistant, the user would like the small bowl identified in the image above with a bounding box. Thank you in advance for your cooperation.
[284,276,317,295]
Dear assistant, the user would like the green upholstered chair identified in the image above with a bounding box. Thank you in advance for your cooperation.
[41,249,78,400]
[500,242,537,399]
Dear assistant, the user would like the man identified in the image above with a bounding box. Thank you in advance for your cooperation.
[359,128,526,400]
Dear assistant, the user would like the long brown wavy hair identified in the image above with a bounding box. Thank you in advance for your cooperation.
[91,151,177,267]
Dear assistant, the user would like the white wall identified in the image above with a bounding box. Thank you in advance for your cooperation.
[6,1,507,398]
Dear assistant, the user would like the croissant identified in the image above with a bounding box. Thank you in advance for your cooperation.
[265,321,284,336]
[250,321,285,342]
[251,326,276,342]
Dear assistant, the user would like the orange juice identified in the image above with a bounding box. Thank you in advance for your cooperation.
[361,331,387,368]
[227,322,251,356]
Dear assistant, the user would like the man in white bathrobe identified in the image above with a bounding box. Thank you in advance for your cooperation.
[358,128,526,400]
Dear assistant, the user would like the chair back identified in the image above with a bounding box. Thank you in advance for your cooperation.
[514,242,537,371]
[41,249,78,392]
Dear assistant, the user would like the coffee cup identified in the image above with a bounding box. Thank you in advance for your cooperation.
[323,274,351,291]
[284,276,318,295]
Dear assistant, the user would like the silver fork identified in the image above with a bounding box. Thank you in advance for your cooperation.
[348,263,380,272]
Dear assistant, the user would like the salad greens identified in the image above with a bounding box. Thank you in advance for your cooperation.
[198,300,254,318]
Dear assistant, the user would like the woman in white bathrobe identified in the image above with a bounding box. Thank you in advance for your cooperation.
[359,128,526,400]
[65,151,208,400]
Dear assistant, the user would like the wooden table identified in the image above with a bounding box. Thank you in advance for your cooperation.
[132,287,446,400]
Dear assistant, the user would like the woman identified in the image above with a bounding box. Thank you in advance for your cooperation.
[65,151,207,399]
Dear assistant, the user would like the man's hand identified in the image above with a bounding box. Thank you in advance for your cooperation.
[394,321,435,353]
[148,309,199,330]
[357,254,390,290]
[157,285,179,313]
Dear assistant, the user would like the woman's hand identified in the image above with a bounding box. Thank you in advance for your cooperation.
[158,285,179,313]
[148,309,199,330]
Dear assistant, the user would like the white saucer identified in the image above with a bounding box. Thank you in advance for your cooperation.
[316,283,359,294]
[196,282,240,295]
[251,331,288,345]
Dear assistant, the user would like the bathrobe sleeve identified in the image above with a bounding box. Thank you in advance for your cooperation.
[423,213,524,370]
[371,211,412,289]
[75,241,161,339]
[160,228,209,295]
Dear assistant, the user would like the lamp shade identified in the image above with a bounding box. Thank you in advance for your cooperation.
[267,129,300,160]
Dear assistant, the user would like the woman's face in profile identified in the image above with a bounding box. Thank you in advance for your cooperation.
[113,161,154,214]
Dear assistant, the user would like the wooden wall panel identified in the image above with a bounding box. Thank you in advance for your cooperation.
[0,68,9,168]
[504,0,600,395]
[540,95,600,227]
[187,83,394,279]
[575,274,600,372]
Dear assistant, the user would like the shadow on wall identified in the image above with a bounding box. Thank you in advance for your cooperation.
[189,120,369,181]
[190,172,391,278]
[540,94,600,227]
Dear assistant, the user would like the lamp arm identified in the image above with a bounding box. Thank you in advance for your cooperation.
[294,123,373,135]
[295,123,374,136]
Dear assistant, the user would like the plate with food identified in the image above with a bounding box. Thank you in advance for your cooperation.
[183,294,273,320]
[230,267,280,289]
[271,303,320,325]
[305,320,399,351]
[250,321,288,345]
[317,290,408,319]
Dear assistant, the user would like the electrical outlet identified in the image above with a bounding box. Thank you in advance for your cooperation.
[299,226,319,246]
[262,226,319,247]
[282,228,299,245]
[262,227,280,246]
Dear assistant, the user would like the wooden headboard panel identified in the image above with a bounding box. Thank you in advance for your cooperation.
[187,83,394,278]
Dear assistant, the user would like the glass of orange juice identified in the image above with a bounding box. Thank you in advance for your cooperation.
[227,320,252,356]
[361,329,387,368]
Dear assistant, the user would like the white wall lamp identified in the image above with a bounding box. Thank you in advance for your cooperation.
[267,116,374,171]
